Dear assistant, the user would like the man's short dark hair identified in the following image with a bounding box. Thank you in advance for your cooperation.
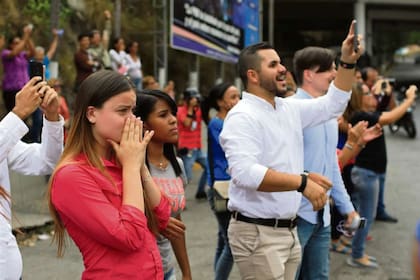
[361,66,376,82]
[293,47,335,86]
[238,42,274,89]
[89,30,100,38]
[78,32,90,42]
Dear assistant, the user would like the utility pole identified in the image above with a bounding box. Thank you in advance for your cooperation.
[114,0,121,38]
[153,0,168,88]
[50,0,60,29]
[50,0,60,79]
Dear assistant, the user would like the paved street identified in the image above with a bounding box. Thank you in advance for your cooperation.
[16,107,420,279]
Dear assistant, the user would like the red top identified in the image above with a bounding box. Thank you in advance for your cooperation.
[51,155,170,280]
[177,105,202,149]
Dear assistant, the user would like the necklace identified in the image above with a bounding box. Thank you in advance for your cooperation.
[151,158,168,171]
[157,161,167,171]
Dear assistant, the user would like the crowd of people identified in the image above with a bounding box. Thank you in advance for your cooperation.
[0,16,419,280]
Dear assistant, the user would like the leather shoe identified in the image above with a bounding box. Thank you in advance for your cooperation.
[375,213,398,223]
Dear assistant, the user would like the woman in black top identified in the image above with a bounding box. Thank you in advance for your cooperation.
[346,82,416,268]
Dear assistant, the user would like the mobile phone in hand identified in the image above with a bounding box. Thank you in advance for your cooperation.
[353,20,359,53]
[29,60,44,83]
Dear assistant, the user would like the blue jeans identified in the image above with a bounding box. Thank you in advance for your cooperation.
[376,173,387,217]
[350,166,381,259]
[180,148,208,194]
[131,77,142,91]
[207,188,234,280]
[296,218,330,280]
[164,267,176,280]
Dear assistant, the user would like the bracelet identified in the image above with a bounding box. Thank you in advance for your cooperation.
[344,143,353,150]
[339,60,356,69]
[297,171,309,193]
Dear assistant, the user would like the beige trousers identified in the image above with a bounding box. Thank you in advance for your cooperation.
[228,218,301,280]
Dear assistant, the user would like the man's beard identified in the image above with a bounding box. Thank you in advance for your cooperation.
[259,77,285,97]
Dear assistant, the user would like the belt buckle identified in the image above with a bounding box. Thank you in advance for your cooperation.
[289,217,297,229]
[273,219,280,229]
[233,211,238,220]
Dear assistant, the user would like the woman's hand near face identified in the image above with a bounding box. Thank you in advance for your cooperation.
[109,117,154,171]
[109,117,154,211]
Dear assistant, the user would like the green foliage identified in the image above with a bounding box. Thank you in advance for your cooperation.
[0,0,232,103]
[23,0,72,33]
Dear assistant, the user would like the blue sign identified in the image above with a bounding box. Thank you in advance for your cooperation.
[171,0,260,63]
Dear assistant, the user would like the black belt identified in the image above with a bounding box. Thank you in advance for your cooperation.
[232,211,297,229]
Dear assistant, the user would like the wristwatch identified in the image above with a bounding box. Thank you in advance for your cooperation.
[297,171,309,193]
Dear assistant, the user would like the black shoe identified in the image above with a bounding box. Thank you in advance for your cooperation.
[375,213,398,223]
[195,191,207,200]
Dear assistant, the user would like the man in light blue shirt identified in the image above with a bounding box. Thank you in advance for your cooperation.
[293,47,359,280]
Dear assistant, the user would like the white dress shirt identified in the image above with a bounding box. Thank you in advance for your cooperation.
[219,83,350,219]
[0,111,63,279]
[0,111,64,221]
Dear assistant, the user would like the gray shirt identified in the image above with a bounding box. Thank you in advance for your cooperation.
[150,158,186,274]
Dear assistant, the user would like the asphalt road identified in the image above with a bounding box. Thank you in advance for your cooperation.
[18,106,420,280]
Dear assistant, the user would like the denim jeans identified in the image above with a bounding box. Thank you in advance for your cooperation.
[376,173,387,217]
[180,148,208,194]
[131,77,142,91]
[350,166,381,259]
[164,267,176,280]
[207,188,234,280]
[296,218,330,280]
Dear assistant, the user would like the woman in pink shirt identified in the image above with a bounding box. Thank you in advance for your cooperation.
[48,70,171,279]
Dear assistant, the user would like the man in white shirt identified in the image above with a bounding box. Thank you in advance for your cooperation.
[219,21,362,279]
[0,77,64,279]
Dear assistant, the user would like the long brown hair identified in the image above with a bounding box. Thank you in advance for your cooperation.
[0,186,11,220]
[343,82,365,122]
[47,70,159,256]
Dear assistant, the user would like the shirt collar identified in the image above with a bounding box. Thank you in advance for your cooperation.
[242,91,279,111]
[295,88,314,99]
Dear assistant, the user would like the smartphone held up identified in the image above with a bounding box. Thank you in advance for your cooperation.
[29,60,45,83]
[353,20,359,53]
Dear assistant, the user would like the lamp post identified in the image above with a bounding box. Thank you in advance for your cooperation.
[114,0,121,38]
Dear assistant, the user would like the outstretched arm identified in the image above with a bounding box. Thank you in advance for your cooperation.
[334,20,364,92]
[46,29,59,60]
[102,10,112,50]
[379,85,417,125]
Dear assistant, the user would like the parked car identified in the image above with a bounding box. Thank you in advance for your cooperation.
[387,44,420,91]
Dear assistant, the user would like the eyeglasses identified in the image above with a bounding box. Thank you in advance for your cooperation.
[362,91,372,96]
